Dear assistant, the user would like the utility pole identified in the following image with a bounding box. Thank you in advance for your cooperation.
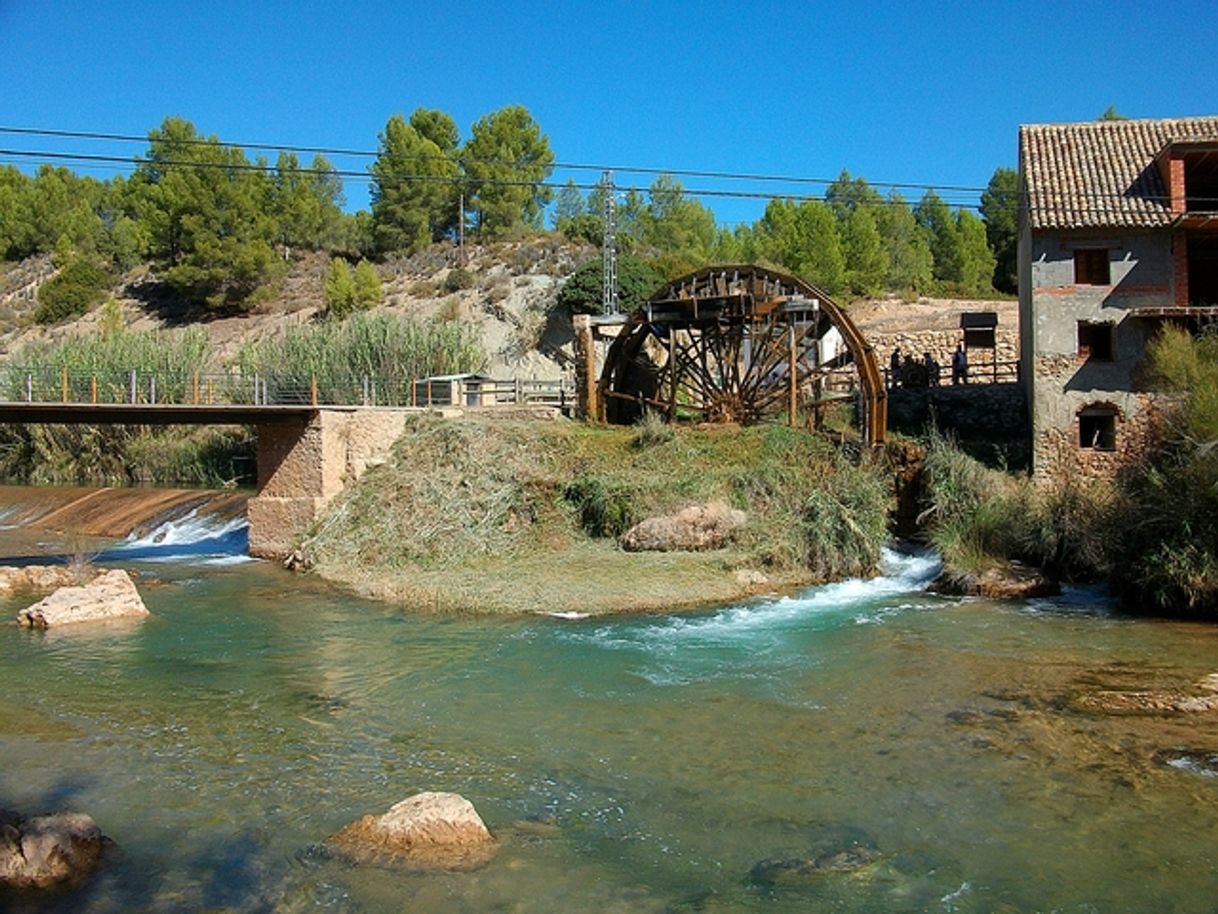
[601,170,619,315]
[458,192,466,266]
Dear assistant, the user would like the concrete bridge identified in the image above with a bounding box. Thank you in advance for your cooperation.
[0,401,420,559]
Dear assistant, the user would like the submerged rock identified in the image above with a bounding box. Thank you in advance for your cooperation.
[16,569,149,628]
[326,791,497,872]
[620,502,746,552]
[749,825,883,887]
[931,561,1059,599]
[750,845,883,886]
[0,809,110,889]
[1153,748,1218,777]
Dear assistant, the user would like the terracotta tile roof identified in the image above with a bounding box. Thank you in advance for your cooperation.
[1020,117,1218,230]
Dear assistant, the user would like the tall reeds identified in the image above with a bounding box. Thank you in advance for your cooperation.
[234,313,486,404]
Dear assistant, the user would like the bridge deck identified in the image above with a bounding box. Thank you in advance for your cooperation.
[0,402,326,425]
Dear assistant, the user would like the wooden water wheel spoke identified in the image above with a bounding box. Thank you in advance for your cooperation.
[598,266,886,443]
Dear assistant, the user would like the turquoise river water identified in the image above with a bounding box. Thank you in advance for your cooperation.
[2,495,1218,912]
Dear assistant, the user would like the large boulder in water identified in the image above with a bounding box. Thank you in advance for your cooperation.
[0,810,110,889]
[620,502,746,552]
[326,791,497,872]
[0,565,80,595]
[931,560,1059,599]
[16,569,149,628]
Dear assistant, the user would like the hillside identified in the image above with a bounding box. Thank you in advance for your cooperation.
[0,237,598,380]
[0,240,1014,384]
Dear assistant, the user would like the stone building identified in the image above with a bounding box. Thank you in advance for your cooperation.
[1018,116,1218,479]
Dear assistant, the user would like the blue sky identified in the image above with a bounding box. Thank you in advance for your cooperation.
[2,0,1216,226]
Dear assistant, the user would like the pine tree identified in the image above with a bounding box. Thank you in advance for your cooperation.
[131,117,281,309]
[370,114,459,256]
[980,167,1018,294]
[324,257,356,316]
[874,193,934,293]
[759,199,845,293]
[352,259,382,309]
[914,190,963,285]
[956,210,996,295]
[462,105,554,236]
[553,179,584,232]
[840,206,889,297]
[641,175,715,257]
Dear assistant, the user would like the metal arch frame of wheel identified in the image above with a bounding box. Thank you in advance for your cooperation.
[596,265,887,446]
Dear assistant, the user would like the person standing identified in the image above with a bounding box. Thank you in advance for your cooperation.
[952,343,968,385]
[923,352,939,387]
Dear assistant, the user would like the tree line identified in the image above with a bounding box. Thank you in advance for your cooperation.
[0,106,1019,317]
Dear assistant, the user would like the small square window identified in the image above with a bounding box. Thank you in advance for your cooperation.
[1079,410,1117,450]
[1074,249,1110,285]
[1077,321,1115,360]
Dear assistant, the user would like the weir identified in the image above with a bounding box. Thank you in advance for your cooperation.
[0,402,413,560]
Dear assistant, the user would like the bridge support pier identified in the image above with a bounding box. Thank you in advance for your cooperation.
[247,408,411,560]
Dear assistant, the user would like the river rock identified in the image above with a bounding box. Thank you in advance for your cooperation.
[750,845,883,886]
[16,569,149,628]
[0,565,81,595]
[0,810,110,889]
[931,561,1059,599]
[620,502,746,552]
[326,791,497,871]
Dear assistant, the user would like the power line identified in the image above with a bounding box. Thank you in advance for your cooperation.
[0,146,997,211]
[0,123,995,196]
[1,125,1190,213]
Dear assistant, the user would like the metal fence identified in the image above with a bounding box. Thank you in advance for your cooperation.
[883,358,1020,390]
[0,368,575,410]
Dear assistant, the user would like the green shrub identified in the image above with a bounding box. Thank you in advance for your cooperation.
[555,254,664,316]
[353,259,383,308]
[802,461,890,580]
[324,257,356,316]
[443,267,474,292]
[563,474,637,538]
[34,259,112,324]
[920,431,1111,580]
[0,424,254,487]
[632,409,674,449]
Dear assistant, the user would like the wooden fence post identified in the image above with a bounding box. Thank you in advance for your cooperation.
[61,367,68,403]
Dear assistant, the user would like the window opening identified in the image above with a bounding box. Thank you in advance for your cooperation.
[1079,408,1117,451]
[1184,154,1218,213]
[1187,236,1218,307]
[1074,249,1110,285]
[1077,320,1115,360]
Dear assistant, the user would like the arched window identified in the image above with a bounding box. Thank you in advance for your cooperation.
[1078,403,1119,451]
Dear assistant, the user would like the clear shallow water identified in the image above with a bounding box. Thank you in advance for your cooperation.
[2,517,1218,913]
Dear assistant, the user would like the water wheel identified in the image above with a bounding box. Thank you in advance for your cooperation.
[598,265,886,444]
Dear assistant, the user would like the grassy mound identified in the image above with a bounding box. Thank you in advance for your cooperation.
[301,417,889,615]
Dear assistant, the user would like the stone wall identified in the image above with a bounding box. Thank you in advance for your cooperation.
[887,383,1027,439]
[867,328,1019,387]
[248,408,412,559]
[1031,360,1177,482]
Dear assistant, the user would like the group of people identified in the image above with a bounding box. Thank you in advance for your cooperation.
[888,344,968,389]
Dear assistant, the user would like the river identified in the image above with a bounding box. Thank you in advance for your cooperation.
[2,490,1217,913]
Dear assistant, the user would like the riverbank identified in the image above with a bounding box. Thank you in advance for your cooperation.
[298,417,890,615]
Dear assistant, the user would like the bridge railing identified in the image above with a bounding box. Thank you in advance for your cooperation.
[0,368,575,410]
[882,357,1021,390]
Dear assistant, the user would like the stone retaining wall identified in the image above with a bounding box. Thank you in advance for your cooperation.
[867,328,1019,386]
[887,383,1028,438]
